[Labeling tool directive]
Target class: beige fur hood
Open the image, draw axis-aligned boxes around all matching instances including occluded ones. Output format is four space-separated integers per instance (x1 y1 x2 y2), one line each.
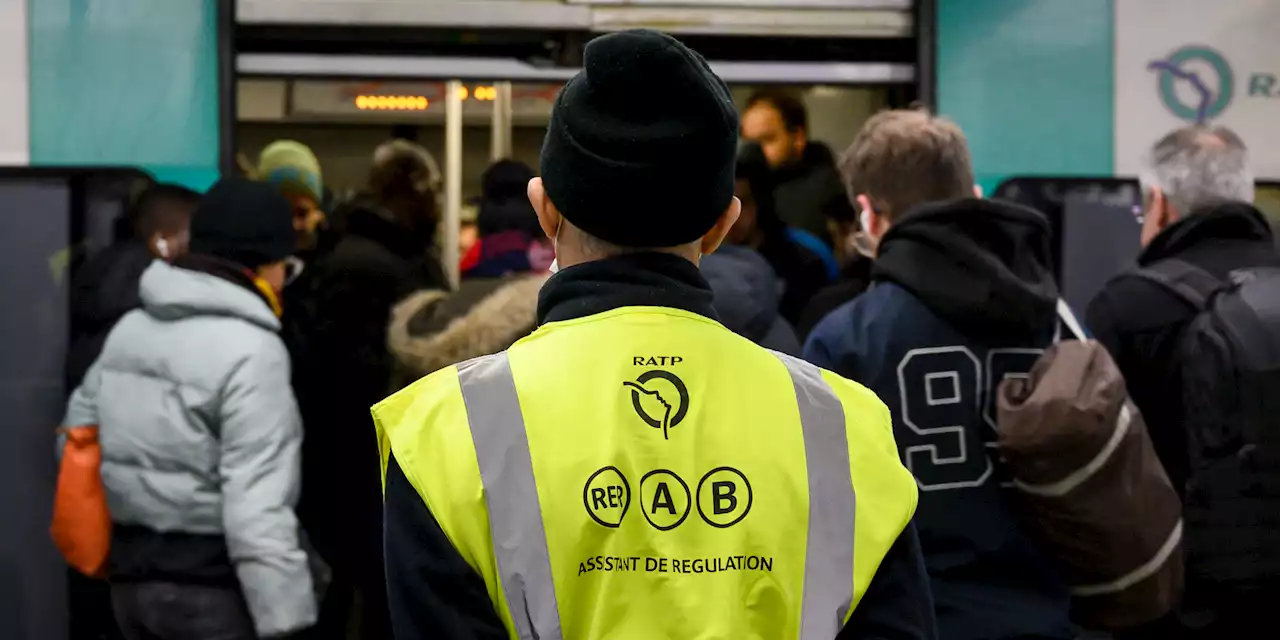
388 274 548 383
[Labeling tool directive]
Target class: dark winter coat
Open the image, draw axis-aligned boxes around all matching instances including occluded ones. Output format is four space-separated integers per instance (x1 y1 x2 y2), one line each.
285 199 446 637
1087 202 1280 639
66 240 153 390
700 244 801 355
805 198 1076 640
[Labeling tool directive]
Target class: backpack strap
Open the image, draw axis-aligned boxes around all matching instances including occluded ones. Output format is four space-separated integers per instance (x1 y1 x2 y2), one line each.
1056 299 1087 342
1131 259 1227 311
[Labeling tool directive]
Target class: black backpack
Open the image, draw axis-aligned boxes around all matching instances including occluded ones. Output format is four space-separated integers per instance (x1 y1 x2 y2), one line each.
1135 260 1280 589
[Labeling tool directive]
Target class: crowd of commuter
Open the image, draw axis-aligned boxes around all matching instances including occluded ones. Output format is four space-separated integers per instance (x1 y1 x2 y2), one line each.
52 27 1279 640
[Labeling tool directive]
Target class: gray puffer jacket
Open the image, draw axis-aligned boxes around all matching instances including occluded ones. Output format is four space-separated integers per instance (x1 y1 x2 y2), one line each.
64 260 315 638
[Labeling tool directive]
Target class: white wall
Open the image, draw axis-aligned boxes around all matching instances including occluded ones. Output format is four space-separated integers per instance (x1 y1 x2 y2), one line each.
0 0 29 165
1115 0 1280 179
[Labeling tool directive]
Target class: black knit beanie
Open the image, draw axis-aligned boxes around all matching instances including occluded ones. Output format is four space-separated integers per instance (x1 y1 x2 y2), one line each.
540 30 740 248
190 178 296 270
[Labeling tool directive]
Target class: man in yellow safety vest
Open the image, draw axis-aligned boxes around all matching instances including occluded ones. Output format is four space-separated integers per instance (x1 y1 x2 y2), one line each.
374 29 936 640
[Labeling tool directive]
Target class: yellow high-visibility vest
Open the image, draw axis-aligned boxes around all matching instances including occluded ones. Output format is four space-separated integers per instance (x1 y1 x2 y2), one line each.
375 306 918 640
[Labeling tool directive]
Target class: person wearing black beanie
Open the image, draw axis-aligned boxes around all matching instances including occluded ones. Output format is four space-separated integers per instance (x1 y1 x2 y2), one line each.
534 28 741 251
378 29 935 640
178 178 298 316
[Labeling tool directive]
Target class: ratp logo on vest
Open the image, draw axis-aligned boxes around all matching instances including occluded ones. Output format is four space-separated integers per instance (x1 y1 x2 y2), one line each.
623 364 690 440
1149 45 1279 124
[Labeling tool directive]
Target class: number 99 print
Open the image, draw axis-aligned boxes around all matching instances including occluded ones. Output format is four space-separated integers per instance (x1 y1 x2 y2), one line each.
896 346 1041 492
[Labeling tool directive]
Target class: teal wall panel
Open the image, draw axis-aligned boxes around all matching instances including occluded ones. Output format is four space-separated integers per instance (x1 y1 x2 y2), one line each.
937 0 1115 193
28 0 220 191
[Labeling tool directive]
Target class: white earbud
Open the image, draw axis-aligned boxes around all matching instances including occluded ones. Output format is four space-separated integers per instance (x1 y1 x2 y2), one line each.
859 210 873 239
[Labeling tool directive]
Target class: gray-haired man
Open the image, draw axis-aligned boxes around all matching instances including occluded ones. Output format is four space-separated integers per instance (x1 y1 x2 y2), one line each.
1087 126 1280 638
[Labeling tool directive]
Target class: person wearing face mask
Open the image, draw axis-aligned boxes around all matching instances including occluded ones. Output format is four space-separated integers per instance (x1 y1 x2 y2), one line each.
62 178 315 640
804 109 1075 640
374 30 934 640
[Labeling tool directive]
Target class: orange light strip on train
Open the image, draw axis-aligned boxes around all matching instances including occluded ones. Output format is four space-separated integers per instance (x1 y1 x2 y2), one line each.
354 87 500 110
355 95 430 111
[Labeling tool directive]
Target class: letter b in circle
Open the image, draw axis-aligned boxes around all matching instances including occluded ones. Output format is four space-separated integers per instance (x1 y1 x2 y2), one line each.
696 467 752 528
639 469 691 531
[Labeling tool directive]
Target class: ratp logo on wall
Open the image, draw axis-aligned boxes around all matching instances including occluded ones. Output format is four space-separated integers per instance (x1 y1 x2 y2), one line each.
1148 45 1279 123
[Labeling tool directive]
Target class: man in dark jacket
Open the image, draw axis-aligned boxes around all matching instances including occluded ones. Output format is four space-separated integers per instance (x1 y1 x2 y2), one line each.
289 139 448 640
66 184 199 391
741 90 854 246
1087 125 1279 639
805 109 1075 640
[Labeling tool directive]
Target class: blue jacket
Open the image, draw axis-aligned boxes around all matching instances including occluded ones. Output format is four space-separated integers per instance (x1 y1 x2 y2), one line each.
805 199 1075 640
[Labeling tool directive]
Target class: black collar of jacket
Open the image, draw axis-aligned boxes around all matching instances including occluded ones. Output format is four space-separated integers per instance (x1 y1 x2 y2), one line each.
173 253 277 312
537 252 719 325
1138 201 1274 266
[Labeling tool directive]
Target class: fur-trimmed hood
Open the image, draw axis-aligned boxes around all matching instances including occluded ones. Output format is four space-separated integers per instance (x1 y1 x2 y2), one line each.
388 274 548 382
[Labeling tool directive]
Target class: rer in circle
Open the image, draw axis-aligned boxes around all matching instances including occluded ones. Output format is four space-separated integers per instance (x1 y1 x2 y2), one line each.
696 466 753 528
583 466 631 528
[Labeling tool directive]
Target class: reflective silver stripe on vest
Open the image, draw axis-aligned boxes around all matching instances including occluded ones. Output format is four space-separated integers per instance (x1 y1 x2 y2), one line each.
457 353 563 640
775 353 858 640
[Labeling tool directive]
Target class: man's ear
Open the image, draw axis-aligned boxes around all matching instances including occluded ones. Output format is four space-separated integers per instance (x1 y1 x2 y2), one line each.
528 177 561 240
701 197 743 255
1141 186 1171 247
855 194 882 235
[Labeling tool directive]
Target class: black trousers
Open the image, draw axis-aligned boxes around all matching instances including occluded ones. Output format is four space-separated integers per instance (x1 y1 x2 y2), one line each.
111 582 256 640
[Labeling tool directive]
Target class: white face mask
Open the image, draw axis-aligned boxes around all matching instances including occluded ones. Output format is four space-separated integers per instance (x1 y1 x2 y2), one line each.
851 209 879 259
548 218 564 274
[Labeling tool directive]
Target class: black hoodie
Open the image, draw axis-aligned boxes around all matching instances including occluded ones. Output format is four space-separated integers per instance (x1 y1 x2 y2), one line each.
804 198 1075 640
872 198 1059 345
66 240 154 390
